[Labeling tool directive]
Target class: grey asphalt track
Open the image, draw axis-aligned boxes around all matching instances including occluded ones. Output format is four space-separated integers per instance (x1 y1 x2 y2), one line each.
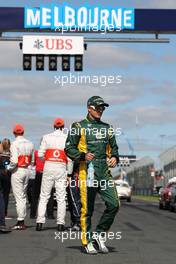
0 197 176 264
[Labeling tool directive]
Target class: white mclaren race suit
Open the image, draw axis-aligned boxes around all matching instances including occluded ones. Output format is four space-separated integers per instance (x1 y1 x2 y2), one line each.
37 129 73 225
7 136 34 221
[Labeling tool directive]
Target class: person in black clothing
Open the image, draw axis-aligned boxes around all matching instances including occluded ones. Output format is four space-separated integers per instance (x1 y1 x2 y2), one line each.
0 141 11 233
0 189 11 233
0 139 11 217
30 173 55 219
67 162 81 231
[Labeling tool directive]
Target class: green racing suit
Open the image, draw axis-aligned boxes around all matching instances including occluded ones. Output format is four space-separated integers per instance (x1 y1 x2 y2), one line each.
65 115 120 245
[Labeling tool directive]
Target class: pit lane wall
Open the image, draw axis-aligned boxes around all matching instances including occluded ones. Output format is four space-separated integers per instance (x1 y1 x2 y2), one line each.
124 157 155 195
159 145 176 185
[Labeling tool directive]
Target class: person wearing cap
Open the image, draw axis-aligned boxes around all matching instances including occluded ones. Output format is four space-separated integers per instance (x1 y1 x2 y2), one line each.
6 124 34 230
36 118 73 231
65 96 120 254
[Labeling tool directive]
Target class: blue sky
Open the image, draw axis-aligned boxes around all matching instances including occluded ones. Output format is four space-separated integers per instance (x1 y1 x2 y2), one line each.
1 0 176 8
0 0 176 164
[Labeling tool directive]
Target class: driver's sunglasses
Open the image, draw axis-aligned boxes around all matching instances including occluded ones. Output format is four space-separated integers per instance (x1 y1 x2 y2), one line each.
90 105 106 112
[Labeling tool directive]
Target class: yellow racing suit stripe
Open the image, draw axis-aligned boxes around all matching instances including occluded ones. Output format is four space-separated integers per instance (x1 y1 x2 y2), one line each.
78 128 88 245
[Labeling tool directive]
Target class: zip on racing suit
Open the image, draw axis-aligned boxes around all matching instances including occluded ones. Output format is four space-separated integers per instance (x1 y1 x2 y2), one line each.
65 115 120 246
7 136 34 221
36 129 73 225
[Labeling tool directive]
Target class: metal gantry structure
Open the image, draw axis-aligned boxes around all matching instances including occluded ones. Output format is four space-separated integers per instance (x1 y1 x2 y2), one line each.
1 7 176 71
1 7 176 43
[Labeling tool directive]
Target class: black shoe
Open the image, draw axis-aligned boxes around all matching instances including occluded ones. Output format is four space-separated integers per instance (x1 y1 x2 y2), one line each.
0 225 12 233
12 221 26 231
12 224 26 230
57 224 66 231
47 215 55 220
36 223 43 231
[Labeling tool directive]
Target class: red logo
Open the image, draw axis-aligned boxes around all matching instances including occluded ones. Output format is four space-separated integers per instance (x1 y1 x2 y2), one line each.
45 39 73 50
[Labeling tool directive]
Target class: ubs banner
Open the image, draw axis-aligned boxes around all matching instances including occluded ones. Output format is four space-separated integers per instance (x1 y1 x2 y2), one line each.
23 36 84 54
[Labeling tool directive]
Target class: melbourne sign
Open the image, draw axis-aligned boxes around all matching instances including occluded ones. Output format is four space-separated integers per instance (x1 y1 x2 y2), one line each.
1 8 176 33
24 4 135 30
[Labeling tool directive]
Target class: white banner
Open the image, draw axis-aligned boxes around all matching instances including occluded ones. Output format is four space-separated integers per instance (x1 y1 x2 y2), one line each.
23 35 84 54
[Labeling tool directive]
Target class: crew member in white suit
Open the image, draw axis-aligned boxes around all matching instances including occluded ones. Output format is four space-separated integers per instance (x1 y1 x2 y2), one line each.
36 118 73 231
7 124 34 230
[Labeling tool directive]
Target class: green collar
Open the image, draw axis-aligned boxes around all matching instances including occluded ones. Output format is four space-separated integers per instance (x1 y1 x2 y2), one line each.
86 114 101 124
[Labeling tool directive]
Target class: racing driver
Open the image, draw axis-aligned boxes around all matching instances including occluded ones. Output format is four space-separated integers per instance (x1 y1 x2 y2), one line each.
65 96 120 254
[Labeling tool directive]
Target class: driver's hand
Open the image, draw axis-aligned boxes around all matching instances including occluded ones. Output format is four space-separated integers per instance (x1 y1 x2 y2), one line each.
85 152 95 161
107 157 117 168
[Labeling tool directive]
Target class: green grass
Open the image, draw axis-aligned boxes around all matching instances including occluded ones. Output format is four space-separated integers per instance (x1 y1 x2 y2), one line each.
132 195 159 202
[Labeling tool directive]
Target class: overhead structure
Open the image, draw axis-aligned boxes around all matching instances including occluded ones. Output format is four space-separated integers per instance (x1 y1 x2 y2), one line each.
0 6 176 71
0 7 176 38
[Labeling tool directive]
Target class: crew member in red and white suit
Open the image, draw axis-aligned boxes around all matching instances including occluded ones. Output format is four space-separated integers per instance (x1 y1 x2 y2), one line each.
36 118 73 231
6 124 34 230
